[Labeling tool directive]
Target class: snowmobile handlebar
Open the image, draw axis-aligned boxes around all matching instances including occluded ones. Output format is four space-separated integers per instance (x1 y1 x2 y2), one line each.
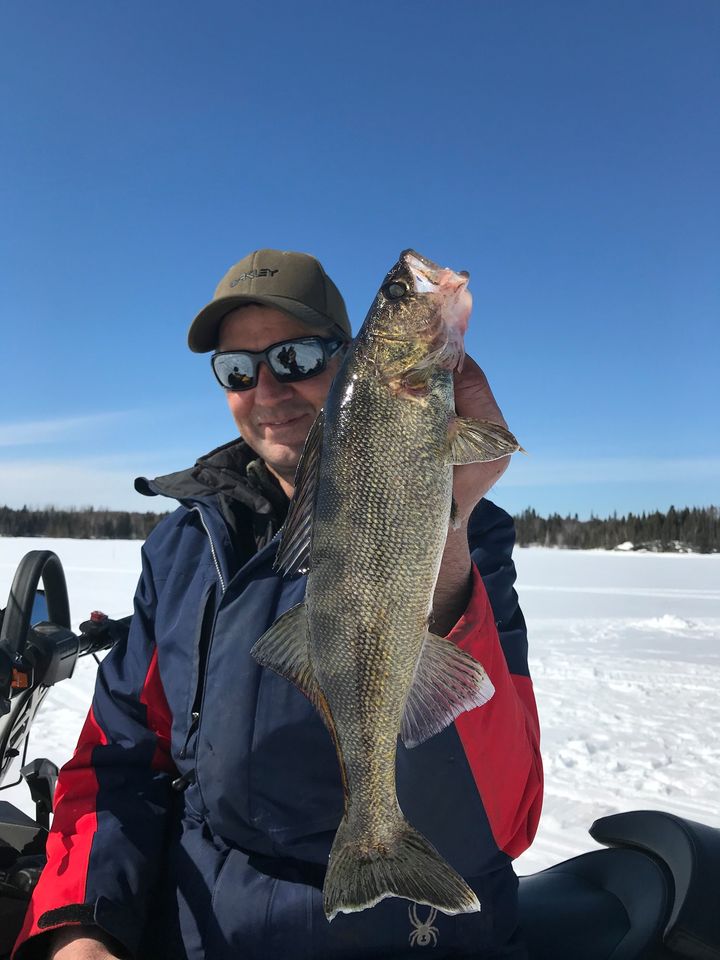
0 551 129 786
0 551 70 705
0 550 130 708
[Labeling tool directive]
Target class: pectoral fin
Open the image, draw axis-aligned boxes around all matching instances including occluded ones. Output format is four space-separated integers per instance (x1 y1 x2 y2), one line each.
400 633 495 748
447 417 522 466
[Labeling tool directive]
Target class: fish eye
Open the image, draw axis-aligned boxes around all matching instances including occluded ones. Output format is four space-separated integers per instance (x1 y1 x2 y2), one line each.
384 280 408 300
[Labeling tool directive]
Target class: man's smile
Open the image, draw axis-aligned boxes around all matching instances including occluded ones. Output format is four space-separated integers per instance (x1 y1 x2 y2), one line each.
258 413 307 429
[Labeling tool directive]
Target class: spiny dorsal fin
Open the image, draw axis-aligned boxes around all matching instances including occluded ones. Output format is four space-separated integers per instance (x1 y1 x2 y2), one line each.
275 410 324 576
400 633 495 748
447 417 521 466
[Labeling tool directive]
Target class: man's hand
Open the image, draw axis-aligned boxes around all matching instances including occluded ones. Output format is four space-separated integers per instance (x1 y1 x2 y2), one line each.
431 356 515 636
451 354 512 525
48 927 123 959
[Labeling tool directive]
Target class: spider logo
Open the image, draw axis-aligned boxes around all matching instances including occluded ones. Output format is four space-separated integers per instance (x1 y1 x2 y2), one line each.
408 903 439 947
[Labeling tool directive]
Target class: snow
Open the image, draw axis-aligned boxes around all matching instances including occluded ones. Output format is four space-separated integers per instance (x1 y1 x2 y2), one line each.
512 546 720 873
1 537 719 877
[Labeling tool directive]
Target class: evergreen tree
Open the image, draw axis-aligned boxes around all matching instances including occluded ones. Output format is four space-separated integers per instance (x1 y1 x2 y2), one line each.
509 506 719 553
0 507 168 540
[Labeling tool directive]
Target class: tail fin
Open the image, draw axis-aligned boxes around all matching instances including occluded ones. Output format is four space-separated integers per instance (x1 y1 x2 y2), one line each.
323 815 480 921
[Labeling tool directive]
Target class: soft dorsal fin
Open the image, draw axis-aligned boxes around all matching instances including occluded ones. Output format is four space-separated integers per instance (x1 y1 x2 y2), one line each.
275 410 324 576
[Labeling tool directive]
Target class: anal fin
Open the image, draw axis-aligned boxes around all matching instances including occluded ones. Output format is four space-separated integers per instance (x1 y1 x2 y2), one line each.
401 633 495 748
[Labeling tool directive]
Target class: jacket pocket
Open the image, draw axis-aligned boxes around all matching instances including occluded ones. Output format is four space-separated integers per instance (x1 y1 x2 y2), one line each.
248 666 344 845
204 846 313 960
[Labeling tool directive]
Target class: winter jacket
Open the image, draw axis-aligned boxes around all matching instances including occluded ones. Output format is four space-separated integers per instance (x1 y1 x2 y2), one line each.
14 440 542 960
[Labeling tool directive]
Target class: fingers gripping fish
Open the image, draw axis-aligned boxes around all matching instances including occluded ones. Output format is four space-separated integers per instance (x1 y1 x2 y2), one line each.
251 249 521 921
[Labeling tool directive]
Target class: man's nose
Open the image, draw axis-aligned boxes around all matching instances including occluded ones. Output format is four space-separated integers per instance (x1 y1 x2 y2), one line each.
254 361 295 401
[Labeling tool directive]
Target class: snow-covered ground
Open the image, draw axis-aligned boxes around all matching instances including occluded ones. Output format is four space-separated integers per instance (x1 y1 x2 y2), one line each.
1 537 719 876
513 546 720 873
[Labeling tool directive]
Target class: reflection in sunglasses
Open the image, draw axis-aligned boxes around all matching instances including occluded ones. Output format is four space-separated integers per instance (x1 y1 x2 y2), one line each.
276 345 302 376
227 371 253 388
212 337 346 392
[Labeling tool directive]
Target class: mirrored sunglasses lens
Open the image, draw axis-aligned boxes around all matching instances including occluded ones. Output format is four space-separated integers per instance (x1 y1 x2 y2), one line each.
214 354 255 390
268 341 325 380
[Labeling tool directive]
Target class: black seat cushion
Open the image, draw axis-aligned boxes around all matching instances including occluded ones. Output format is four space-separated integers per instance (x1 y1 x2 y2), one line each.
518 847 671 960
591 811 720 959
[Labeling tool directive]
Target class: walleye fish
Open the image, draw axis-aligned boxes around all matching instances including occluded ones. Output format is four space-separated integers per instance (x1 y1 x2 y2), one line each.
252 250 521 921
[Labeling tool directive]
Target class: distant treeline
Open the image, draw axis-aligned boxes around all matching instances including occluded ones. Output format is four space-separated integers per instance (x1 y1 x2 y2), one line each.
514 506 720 553
1 504 719 553
0 506 169 540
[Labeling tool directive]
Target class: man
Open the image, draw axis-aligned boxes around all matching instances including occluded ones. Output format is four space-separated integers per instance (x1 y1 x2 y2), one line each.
14 250 542 960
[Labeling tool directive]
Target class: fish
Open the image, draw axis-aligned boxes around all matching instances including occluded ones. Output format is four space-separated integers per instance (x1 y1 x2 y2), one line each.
251 249 521 921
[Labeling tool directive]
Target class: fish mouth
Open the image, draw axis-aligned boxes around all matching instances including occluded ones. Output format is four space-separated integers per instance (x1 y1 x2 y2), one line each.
399 250 471 372
401 250 470 297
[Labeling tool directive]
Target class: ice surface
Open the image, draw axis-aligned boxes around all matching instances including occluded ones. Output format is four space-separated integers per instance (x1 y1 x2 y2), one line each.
0 538 718 877
513 546 720 873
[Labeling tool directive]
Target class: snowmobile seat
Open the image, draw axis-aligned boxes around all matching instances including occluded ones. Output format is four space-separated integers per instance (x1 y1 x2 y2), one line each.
591 810 720 959
0 801 47 957
518 846 671 960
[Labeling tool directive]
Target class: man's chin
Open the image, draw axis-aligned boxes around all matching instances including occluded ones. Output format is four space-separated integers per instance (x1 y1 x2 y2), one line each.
260 443 303 480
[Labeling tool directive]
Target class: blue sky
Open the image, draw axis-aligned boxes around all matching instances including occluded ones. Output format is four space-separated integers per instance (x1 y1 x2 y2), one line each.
2 0 718 518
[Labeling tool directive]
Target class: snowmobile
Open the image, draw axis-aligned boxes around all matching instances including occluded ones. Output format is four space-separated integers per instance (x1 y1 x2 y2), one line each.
0 550 718 960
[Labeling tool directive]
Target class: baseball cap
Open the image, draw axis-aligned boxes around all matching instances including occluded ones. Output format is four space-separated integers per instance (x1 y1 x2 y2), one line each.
188 249 351 353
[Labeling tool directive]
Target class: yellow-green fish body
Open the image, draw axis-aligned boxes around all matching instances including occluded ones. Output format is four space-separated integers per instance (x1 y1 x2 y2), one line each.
252 250 521 920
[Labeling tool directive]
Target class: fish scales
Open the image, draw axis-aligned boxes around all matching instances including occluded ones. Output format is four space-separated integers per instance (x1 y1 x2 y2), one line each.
252 249 521 920
310 364 454 820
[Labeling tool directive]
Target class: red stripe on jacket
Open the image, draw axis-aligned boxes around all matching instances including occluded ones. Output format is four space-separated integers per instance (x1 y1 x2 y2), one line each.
139 648 175 774
451 566 543 859
14 706 108 947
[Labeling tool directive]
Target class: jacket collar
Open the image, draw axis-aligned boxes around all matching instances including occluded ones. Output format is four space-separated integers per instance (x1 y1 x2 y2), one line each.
135 437 289 535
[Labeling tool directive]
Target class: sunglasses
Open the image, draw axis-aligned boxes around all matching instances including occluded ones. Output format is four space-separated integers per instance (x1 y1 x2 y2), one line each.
211 336 346 392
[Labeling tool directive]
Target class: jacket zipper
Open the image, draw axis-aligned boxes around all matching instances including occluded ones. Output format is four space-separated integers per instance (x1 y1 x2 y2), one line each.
192 506 226 593
179 710 201 761
175 509 226 776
